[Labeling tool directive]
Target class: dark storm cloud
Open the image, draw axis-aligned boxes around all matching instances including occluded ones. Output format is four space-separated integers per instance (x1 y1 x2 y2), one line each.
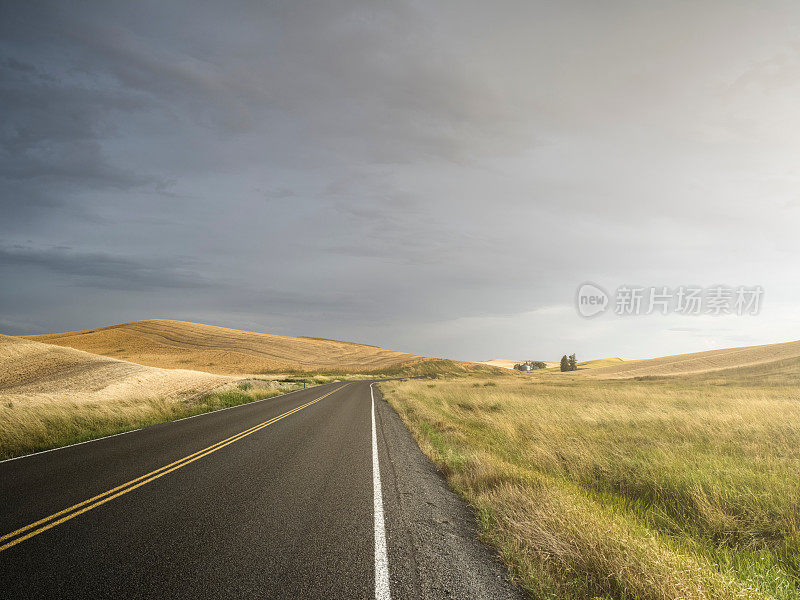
2 1 799 359
0 243 211 290
0 42 165 228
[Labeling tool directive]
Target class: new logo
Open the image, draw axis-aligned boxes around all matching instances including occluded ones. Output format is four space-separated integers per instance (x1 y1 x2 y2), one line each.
576 282 609 318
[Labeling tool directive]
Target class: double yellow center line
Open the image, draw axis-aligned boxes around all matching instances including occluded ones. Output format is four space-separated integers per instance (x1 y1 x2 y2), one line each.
0 384 346 553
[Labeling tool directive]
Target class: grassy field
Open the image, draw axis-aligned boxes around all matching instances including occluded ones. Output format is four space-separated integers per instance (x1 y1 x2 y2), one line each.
0 379 308 460
380 369 800 599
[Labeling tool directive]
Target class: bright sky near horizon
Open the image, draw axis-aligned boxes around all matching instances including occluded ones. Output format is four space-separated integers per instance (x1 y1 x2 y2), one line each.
2 1 800 361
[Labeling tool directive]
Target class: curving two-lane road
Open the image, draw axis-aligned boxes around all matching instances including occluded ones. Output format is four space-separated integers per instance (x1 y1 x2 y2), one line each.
0 381 525 599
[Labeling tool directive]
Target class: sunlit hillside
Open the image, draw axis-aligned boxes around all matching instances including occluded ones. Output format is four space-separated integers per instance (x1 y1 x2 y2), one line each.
24 319 500 376
580 339 800 378
0 334 230 404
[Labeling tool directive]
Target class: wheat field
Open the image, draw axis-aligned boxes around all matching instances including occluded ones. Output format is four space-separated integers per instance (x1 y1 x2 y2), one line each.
25 319 443 375
580 339 800 378
1 334 232 404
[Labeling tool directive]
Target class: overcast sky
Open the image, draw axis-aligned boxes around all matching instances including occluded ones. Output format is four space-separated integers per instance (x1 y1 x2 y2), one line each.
2 1 800 362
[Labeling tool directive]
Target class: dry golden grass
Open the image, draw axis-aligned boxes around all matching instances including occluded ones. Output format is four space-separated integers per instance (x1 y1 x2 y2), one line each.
381 361 800 599
581 340 800 378
24 319 481 375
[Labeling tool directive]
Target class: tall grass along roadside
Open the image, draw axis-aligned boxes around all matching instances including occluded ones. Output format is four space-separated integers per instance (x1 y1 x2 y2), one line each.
0 380 306 461
380 375 800 600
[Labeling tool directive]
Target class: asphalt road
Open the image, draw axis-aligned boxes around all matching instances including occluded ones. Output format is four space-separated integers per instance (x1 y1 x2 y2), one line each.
0 381 526 599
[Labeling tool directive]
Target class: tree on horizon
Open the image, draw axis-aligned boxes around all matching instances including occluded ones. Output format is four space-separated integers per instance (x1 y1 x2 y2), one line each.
568 353 577 371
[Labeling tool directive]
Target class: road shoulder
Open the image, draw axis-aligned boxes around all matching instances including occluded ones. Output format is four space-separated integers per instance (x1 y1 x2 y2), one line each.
373 383 527 600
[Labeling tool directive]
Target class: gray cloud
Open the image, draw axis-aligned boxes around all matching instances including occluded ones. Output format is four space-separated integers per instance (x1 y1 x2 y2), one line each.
0 244 210 291
0 45 165 229
1 1 799 359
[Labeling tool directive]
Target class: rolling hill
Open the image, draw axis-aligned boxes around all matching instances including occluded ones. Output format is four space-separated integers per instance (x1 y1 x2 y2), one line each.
575 357 629 370
24 319 499 376
581 339 800 378
0 334 231 406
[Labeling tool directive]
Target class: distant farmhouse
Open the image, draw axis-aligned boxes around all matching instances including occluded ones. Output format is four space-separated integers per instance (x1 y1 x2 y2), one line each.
513 361 547 371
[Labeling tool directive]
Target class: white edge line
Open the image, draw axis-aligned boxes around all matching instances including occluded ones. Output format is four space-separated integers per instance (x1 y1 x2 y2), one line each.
371 382 392 600
0 383 329 465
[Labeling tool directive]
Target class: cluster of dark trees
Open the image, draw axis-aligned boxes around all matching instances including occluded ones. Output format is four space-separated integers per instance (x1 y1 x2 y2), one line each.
513 361 547 371
560 354 578 371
